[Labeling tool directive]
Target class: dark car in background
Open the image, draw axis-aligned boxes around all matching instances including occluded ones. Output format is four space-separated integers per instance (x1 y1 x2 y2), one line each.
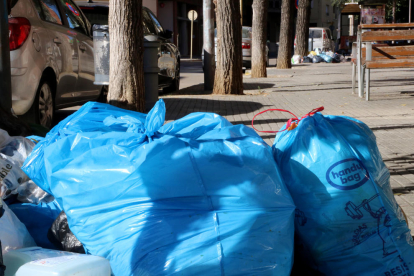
76 1 181 93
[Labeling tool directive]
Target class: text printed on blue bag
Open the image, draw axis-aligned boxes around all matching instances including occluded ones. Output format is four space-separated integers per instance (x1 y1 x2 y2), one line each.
326 158 370 190
384 258 411 276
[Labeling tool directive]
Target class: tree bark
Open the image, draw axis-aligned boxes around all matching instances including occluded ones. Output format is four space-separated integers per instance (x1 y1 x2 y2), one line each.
213 0 244 95
108 0 145 112
251 0 269 78
295 0 311 56
277 0 294 69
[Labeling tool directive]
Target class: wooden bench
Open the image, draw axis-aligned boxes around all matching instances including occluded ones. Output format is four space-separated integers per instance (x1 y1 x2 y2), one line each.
353 23 414 100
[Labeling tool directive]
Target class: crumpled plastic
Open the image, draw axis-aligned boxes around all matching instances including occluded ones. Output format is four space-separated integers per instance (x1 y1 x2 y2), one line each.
9 201 62 249
0 199 36 255
47 211 85 254
0 129 52 204
273 112 414 275
23 100 296 276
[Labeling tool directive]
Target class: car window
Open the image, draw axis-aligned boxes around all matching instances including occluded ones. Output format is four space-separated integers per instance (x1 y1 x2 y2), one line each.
142 10 157 35
147 9 164 35
80 6 109 25
37 0 63 25
309 29 322 39
57 0 88 35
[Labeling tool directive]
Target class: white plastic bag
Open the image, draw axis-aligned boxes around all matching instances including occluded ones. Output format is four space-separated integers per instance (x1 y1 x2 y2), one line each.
0 154 28 199
0 129 53 203
0 129 35 167
0 200 36 255
291 55 301 64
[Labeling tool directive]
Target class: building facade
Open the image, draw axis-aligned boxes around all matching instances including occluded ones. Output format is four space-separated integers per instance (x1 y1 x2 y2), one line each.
310 0 336 28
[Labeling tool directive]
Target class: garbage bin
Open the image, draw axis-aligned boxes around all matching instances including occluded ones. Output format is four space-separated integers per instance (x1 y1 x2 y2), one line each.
92 27 160 111
143 36 160 111
93 25 110 85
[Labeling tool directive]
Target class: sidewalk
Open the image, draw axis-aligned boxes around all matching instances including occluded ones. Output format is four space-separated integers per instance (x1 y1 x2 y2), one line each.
163 61 414 230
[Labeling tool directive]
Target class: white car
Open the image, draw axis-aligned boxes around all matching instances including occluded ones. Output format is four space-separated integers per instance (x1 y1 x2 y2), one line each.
10 0 103 128
202 26 270 69
308 27 335 52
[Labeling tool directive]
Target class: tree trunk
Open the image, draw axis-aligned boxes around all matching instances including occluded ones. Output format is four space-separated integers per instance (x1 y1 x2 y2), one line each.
108 0 145 112
277 0 294 69
251 0 269 78
295 0 311 56
213 0 243 95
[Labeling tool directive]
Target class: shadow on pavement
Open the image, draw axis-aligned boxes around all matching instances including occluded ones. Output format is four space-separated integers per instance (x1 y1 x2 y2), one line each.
163 98 265 121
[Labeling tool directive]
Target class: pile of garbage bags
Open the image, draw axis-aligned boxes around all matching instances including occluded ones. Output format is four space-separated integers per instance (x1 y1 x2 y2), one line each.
1 99 414 276
292 50 345 64
20 100 296 275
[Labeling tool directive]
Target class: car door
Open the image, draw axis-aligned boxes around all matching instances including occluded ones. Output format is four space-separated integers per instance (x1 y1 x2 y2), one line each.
56 0 100 102
36 0 79 107
144 9 176 87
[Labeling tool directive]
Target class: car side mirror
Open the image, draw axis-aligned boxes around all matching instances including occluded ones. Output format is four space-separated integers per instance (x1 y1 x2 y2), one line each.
163 29 173 40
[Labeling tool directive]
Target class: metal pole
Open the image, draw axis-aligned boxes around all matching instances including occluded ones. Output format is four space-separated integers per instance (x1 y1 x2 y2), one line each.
0 0 12 112
190 11 194 60
203 0 215 90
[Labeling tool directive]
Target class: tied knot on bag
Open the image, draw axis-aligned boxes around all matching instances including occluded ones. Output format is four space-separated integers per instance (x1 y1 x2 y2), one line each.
103 100 166 141
251 106 324 133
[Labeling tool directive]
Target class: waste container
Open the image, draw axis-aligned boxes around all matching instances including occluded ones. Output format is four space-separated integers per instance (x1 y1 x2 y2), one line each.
93 25 110 85
143 36 160 111
92 27 160 111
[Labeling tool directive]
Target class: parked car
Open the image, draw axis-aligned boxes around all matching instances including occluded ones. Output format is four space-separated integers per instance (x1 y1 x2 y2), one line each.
294 27 335 52
202 26 271 69
308 27 335 52
9 0 103 128
76 1 181 93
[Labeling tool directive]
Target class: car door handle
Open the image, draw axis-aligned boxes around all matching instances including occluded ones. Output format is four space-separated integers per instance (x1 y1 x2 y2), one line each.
53 38 62 45
79 44 87 52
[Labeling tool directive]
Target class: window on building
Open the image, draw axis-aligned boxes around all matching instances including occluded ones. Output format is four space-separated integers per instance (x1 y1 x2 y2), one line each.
326 5 329 16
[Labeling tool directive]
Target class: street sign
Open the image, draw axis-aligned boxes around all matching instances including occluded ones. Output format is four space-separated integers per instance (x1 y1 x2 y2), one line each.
188 10 198 60
188 10 198 21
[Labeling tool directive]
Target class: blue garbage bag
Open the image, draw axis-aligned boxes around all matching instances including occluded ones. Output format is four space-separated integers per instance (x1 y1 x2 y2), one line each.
23 100 296 276
273 111 414 275
318 53 333 63
9 200 62 249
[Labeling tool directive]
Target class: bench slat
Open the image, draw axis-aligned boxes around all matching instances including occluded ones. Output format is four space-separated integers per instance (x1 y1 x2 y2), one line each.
362 30 414 42
362 45 414 58
366 59 414 69
361 23 414 29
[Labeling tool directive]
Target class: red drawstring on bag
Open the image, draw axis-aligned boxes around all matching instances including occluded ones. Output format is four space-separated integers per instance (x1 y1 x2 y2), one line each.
251 106 325 133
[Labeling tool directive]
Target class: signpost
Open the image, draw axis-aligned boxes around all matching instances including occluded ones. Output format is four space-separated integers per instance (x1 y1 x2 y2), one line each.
188 10 198 60
0 0 11 112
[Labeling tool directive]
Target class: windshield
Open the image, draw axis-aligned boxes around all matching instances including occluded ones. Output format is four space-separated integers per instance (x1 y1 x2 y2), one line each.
309 29 322 39
80 6 109 25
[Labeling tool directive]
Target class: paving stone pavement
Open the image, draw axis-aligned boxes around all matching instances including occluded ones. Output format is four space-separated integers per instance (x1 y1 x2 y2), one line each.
163 61 414 231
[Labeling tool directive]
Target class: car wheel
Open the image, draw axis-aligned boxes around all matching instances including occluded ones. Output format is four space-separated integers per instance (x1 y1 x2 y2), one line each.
163 63 180 93
32 80 54 129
